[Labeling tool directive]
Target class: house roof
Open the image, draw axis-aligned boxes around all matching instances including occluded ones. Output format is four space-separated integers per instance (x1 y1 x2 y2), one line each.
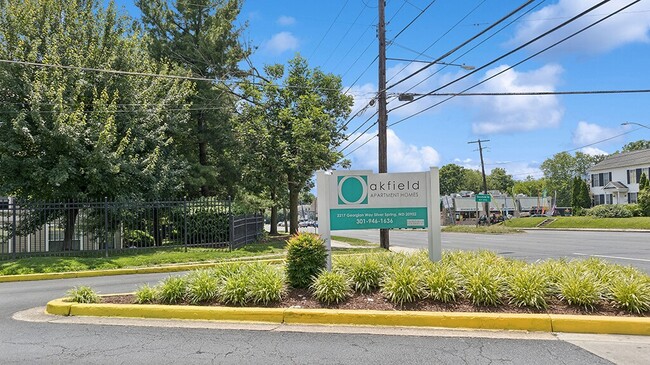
589 149 650 172
603 181 628 191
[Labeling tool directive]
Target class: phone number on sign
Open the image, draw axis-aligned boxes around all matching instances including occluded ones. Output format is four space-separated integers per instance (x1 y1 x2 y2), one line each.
355 218 394 225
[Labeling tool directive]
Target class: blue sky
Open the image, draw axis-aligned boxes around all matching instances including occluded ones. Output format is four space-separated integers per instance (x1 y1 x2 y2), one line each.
114 1 650 180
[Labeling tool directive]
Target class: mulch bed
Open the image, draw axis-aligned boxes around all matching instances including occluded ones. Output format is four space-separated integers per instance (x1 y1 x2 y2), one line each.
100 289 646 317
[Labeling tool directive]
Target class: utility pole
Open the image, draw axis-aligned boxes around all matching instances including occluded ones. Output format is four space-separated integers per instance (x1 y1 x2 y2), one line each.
468 139 490 221
378 0 389 249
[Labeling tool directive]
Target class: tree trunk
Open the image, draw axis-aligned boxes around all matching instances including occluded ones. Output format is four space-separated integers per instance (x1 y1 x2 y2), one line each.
198 113 210 197
289 183 300 235
269 190 278 235
63 207 79 251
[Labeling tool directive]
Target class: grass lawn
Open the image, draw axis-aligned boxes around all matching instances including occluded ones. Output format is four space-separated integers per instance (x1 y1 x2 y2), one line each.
503 216 650 229
441 225 523 234
331 235 377 246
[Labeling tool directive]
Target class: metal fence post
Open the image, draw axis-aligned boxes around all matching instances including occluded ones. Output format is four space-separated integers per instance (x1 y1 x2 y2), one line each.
228 196 234 251
104 197 109 258
11 201 16 259
183 196 188 253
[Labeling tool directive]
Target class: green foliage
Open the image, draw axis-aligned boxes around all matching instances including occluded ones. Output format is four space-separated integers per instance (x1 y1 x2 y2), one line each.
609 277 650 314
424 264 462 303
186 269 219 304
285 233 327 288
571 177 591 212
585 205 633 218
639 185 650 217
488 167 515 193
247 264 286 305
66 286 99 304
381 265 425 305
135 284 158 304
507 267 550 309
462 265 503 306
557 270 603 311
439 164 466 195
622 140 650 152
218 274 251 306
540 152 603 207
345 256 385 294
123 230 155 248
639 173 649 191
310 270 351 304
157 276 187 304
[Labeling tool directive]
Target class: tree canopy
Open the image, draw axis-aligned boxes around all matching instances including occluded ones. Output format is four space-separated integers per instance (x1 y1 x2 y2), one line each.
622 140 650 152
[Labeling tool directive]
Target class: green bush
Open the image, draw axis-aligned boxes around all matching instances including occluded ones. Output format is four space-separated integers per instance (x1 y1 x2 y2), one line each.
463 265 503 306
609 277 650 314
218 274 251 305
346 256 385 294
123 229 154 247
157 276 187 304
311 270 351 304
135 284 158 304
381 265 425 305
507 266 550 309
623 203 643 217
285 233 327 289
247 264 286 305
186 269 219 304
557 270 603 311
66 286 99 303
424 264 461 303
585 204 633 218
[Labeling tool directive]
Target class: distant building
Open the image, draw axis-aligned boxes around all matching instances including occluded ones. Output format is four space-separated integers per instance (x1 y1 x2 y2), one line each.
442 191 552 220
588 149 650 205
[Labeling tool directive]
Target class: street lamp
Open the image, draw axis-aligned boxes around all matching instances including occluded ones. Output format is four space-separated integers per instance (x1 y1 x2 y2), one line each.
622 122 650 129
386 57 476 70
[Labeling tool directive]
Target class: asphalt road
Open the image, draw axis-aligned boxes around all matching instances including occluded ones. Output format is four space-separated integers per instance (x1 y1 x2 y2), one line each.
0 270 638 364
329 229 650 273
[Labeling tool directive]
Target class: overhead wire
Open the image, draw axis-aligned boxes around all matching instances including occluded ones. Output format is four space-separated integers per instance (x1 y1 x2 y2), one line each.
308 0 351 59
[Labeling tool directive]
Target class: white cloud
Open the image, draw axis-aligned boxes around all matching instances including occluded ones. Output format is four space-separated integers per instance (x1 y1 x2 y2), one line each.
470 64 565 134
345 83 376 118
581 146 609 156
344 129 440 172
572 121 619 145
277 16 296 26
509 0 650 55
262 32 299 55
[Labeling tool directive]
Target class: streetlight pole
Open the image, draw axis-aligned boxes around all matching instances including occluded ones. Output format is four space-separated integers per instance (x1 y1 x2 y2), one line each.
378 0 389 249
468 139 490 221
622 122 650 129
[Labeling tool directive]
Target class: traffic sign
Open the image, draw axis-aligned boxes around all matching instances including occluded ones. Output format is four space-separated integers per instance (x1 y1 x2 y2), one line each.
475 193 492 203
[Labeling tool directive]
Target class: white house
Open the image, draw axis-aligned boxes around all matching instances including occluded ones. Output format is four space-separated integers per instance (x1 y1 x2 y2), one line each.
588 149 650 206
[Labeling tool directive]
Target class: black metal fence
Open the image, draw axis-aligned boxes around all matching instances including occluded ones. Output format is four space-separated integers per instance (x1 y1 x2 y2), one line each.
0 198 264 259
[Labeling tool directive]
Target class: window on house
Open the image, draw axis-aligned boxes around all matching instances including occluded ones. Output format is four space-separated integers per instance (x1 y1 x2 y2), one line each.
629 193 638 204
591 172 611 187
627 168 650 184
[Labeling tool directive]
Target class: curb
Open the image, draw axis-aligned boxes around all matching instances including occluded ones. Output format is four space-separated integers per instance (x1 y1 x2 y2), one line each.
45 298 650 336
1 258 285 283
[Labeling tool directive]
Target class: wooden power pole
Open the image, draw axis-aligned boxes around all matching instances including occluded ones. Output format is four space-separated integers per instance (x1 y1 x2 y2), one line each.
378 0 389 249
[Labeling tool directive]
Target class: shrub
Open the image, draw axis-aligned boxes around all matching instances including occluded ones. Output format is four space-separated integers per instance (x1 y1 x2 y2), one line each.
609 277 650 314
463 265 503 306
311 270 351 304
248 264 286 305
347 256 385 294
585 204 632 218
381 265 425 305
507 266 550 309
424 264 461 303
135 284 157 304
66 286 99 304
623 203 643 217
186 269 219 304
557 270 603 311
218 274 251 305
285 233 327 289
157 276 187 304
123 229 154 247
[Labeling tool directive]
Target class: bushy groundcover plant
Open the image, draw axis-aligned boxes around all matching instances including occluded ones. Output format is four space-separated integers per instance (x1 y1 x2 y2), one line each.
66 286 99 304
311 270 351 304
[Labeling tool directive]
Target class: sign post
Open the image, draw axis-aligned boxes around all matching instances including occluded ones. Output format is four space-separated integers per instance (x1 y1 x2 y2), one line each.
317 168 441 266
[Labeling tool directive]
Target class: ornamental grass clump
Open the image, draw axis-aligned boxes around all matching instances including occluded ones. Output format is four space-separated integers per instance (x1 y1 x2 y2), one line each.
423 264 462 303
507 266 550 309
247 264 286 305
347 256 385 294
557 269 603 311
463 265 503 306
186 269 219 304
66 286 99 304
218 274 251 306
609 276 650 314
311 270 351 304
134 284 157 304
286 233 327 289
157 276 187 304
381 265 425 305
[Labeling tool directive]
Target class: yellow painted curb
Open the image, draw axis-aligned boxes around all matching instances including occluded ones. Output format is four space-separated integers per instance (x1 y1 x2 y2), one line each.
68 303 286 323
45 298 72 316
550 314 650 335
0 258 284 283
284 308 552 332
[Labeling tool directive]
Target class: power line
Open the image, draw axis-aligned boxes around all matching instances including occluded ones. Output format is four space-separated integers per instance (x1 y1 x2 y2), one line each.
389 0 628 127
389 0 438 42
308 0 351 59
393 89 650 97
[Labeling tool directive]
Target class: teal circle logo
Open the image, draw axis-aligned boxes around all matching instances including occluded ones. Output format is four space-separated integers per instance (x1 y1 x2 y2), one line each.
338 175 368 205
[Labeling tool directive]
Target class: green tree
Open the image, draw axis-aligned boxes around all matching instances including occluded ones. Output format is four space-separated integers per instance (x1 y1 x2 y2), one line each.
239 55 353 234
622 140 650 152
512 177 546 197
137 0 249 198
638 173 650 216
463 169 484 193
571 177 591 214
439 164 466 195
0 0 193 247
540 152 601 207
640 172 649 191
487 168 515 193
